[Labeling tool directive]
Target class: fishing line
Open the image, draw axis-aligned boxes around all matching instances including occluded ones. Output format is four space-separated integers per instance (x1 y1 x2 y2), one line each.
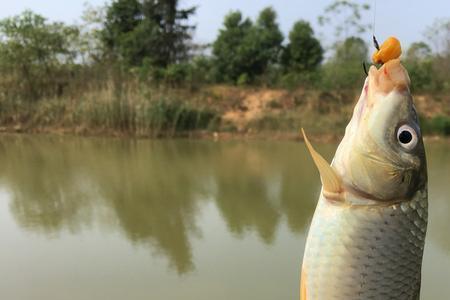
372 0 379 50
372 0 377 38
364 0 378 75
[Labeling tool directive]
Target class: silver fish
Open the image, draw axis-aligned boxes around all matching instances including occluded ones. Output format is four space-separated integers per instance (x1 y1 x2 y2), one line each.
301 59 427 300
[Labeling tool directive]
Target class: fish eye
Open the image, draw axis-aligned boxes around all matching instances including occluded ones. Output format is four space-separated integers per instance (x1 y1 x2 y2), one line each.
396 125 418 150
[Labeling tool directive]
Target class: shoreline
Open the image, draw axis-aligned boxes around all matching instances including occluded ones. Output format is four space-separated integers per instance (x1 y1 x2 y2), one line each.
0 86 448 142
0 126 448 144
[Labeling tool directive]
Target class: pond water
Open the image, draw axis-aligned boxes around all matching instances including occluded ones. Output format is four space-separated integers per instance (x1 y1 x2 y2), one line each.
0 135 448 300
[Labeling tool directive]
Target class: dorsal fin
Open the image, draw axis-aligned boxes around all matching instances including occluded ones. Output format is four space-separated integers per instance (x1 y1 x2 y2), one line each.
301 129 343 198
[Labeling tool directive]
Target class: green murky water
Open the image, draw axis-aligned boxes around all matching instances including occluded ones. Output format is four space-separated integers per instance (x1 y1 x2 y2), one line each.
0 135 448 300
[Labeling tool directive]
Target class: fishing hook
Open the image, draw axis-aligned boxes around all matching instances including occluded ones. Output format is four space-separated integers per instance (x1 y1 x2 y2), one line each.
363 61 368 76
373 35 380 51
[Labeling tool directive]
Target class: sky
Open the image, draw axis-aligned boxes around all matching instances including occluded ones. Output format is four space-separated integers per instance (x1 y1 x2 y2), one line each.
0 0 449 50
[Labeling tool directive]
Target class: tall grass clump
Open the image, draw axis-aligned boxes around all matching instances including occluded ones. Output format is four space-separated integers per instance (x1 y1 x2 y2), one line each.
70 81 220 137
0 76 219 137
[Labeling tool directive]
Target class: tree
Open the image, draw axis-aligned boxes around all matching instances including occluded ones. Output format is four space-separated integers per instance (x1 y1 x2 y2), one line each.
423 18 450 91
212 7 283 83
0 10 79 101
212 11 252 83
404 42 433 91
102 0 196 68
318 0 371 42
321 37 368 89
253 7 284 71
78 3 108 64
424 18 450 55
405 42 432 61
333 36 368 62
282 20 323 72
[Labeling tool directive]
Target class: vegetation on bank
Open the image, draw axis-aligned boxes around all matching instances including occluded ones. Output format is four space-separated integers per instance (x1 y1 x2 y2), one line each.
1 83 448 139
421 116 450 136
0 0 449 137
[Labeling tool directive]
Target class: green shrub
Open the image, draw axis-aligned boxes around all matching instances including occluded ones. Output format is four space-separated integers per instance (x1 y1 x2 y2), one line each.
319 61 366 91
404 61 433 92
237 73 250 86
421 115 450 135
145 99 217 132
163 63 191 87
278 71 320 90
0 11 79 102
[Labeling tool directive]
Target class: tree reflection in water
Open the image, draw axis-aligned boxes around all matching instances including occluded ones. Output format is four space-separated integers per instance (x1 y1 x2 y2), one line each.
0 136 337 274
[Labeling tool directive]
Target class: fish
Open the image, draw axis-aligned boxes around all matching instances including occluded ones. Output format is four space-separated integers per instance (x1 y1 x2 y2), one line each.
300 59 428 300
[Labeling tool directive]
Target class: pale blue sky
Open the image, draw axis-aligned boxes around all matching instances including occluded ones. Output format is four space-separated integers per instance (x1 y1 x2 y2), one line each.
1 1 449 50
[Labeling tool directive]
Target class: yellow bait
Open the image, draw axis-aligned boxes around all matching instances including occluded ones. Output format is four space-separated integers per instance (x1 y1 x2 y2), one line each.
372 36 402 64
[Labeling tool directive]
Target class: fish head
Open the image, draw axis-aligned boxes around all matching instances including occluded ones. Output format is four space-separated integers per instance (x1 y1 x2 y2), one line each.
333 59 427 201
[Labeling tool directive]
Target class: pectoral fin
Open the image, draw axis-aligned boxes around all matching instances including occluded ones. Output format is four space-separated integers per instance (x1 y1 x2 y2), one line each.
301 129 342 197
300 266 307 300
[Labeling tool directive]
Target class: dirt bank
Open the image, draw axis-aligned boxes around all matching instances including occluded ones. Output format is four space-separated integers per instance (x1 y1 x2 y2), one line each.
0 85 449 140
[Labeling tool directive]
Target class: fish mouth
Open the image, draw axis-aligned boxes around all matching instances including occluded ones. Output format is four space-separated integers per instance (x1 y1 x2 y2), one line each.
368 59 410 96
354 60 411 127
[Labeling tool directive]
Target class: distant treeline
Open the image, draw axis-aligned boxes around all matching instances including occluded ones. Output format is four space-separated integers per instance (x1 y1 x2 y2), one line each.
0 0 448 136
0 1 450 98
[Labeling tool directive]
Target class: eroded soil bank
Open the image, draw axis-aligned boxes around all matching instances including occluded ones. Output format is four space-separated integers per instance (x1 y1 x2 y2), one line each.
0 85 448 140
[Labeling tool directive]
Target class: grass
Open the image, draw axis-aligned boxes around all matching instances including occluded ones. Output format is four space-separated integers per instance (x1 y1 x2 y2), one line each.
0 82 220 137
0 81 449 139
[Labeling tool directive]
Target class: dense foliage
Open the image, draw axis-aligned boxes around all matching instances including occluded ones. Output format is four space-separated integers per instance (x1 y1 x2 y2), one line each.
282 21 323 72
212 7 284 84
102 0 196 68
0 11 79 101
0 0 449 104
321 37 369 89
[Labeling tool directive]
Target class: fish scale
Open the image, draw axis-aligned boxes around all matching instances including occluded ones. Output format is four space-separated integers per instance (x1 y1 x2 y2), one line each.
303 189 427 300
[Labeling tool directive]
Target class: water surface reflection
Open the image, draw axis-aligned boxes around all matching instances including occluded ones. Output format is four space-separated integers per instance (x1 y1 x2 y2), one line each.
0 136 448 299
